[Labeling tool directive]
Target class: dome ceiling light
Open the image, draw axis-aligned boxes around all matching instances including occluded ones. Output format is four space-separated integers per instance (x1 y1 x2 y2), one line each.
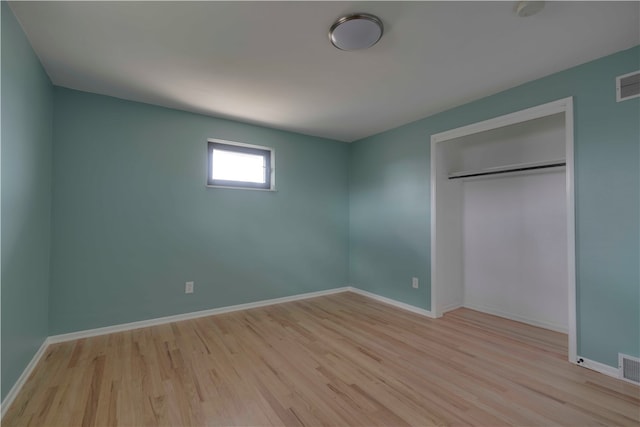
329 14 383 51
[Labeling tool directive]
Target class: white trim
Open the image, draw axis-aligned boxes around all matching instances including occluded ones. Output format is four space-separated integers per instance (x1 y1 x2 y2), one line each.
205 184 277 192
440 302 463 314
3 285 431 418
463 302 568 333
348 287 436 318
577 356 619 379
429 132 439 317
431 98 571 143
3 287 352 417
430 97 577 362
48 287 350 343
616 70 640 102
1 339 50 418
5 285 625 421
207 137 273 152
565 99 577 363
206 137 276 191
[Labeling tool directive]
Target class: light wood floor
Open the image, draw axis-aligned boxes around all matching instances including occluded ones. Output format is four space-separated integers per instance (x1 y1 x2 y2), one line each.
3 292 639 426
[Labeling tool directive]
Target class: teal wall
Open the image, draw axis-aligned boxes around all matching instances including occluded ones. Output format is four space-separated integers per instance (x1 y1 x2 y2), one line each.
1 0 637 400
49 88 349 334
1 2 53 400
349 46 640 367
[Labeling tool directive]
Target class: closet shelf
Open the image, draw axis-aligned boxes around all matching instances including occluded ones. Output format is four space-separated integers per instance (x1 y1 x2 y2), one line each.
448 159 566 180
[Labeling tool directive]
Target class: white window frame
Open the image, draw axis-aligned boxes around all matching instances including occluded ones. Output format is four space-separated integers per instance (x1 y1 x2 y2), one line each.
206 138 275 191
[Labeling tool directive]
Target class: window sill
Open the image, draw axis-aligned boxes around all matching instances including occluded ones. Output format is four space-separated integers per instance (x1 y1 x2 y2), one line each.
205 184 277 192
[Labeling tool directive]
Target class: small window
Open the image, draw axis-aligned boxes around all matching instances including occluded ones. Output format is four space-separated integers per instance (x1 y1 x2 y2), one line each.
207 139 274 190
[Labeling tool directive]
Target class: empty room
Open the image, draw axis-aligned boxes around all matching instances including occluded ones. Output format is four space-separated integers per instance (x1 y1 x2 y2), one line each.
2 1 639 426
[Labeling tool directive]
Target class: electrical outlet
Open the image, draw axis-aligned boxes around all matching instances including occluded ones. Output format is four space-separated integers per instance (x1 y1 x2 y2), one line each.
185 281 194 294
412 277 419 289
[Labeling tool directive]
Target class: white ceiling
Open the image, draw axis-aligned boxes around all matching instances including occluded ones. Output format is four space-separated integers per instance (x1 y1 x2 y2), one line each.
9 1 640 142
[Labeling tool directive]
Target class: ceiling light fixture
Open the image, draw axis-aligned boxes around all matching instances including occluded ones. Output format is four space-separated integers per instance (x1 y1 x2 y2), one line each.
329 14 383 51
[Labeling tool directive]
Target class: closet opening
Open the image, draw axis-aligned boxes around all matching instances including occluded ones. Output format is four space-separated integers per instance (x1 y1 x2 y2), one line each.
430 97 576 363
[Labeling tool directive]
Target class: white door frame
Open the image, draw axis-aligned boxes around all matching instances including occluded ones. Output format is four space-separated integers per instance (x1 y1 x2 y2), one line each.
429 97 577 363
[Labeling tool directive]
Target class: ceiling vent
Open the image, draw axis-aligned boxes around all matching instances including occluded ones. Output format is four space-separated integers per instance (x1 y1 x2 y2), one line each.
619 353 640 385
616 71 640 102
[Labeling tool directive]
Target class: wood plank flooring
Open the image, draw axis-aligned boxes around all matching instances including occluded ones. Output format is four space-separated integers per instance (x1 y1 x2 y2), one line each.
3 292 639 426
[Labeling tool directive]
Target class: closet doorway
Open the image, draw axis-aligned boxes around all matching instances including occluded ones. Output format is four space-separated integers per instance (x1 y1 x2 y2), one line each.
430 98 576 363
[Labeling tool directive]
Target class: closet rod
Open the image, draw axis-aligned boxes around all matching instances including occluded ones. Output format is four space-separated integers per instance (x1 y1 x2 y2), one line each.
448 162 566 180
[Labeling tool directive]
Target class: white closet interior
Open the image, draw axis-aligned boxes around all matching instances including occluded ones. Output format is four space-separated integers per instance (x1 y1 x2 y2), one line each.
431 102 574 339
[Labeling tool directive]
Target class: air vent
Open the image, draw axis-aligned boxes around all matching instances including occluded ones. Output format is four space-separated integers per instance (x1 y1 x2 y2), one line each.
616 71 640 102
619 353 640 385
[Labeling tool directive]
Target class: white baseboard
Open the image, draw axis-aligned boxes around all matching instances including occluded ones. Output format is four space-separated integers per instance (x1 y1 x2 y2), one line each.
48 287 351 344
576 356 619 379
1 338 50 418
352 291 624 385
348 287 436 318
463 302 568 333
440 302 463 314
1 287 629 420
2 287 352 420
47 286 433 346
